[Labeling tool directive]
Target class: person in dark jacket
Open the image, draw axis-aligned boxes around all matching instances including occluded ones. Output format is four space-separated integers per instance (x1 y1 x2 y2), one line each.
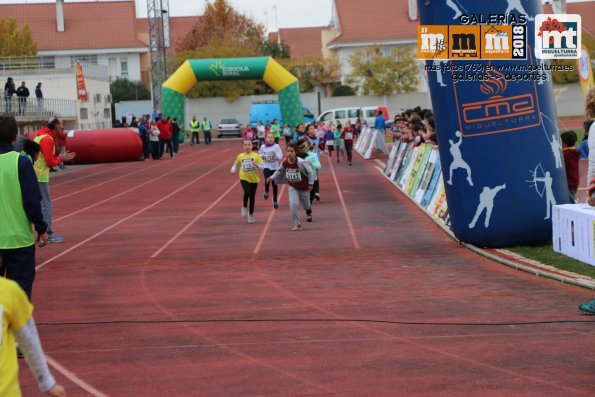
16 82 30 116
4 77 16 113
0 113 48 300
35 82 43 112
171 117 180 154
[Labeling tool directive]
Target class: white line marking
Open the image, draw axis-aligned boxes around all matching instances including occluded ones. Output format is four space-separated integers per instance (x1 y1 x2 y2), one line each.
327 157 360 249
53 161 163 202
53 149 225 223
151 181 239 258
46 355 109 397
36 160 229 271
253 185 286 254
51 164 129 188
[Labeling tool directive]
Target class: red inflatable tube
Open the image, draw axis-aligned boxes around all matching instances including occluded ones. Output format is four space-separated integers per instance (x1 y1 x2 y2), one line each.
54 128 142 164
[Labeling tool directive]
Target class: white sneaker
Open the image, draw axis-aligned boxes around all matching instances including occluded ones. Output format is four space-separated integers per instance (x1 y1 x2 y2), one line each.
247 214 254 224
291 223 302 231
241 207 247 217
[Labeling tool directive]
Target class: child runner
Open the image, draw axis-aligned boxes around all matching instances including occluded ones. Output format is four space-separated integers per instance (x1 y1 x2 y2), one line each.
341 120 355 166
282 123 293 146
334 122 345 163
230 140 263 224
270 119 281 144
298 137 321 203
259 133 283 209
324 127 335 160
267 143 315 230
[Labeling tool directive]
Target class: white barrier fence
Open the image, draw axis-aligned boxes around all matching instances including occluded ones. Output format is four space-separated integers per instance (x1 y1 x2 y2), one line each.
367 138 451 228
354 127 390 159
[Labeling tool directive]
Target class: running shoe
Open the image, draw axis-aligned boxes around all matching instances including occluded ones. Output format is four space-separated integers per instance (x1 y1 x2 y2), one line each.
264 192 269 200
241 207 247 217
48 234 64 243
315 193 320 201
248 214 254 224
578 300 595 314
273 201 278 209
292 224 302 231
306 214 313 222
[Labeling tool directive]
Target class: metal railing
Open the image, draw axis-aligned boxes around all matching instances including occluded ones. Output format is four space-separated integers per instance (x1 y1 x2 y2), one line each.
1 97 77 119
0 56 108 80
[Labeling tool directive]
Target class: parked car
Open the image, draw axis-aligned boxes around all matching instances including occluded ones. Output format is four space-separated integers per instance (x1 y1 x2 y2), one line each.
249 101 315 129
217 118 242 137
316 106 390 128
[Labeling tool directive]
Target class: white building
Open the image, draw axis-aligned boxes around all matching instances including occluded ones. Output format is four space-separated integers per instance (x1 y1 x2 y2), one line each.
1 0 147 83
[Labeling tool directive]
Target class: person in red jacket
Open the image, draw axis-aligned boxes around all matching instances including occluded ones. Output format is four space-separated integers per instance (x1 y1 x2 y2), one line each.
156 116 173 159
561 131 580 203
33 117 76 243
341 120 355 166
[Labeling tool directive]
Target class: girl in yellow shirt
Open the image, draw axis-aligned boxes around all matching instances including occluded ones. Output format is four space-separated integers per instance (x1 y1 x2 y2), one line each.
230 140 263 224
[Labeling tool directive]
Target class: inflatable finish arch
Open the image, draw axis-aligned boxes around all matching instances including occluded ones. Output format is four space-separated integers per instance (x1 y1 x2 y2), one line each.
162 57 304 131
418 0 570 248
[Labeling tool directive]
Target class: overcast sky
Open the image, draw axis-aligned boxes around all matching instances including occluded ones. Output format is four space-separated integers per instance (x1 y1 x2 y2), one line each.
0 0 591 31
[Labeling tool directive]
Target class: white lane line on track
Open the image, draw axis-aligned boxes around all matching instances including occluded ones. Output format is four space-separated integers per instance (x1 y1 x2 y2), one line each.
46 355 109 397
51 163 129 188
36 159 230 271
151 180 239 258
53 149 225 223
327 156 360 249
253 185 286 255
53 150 206 202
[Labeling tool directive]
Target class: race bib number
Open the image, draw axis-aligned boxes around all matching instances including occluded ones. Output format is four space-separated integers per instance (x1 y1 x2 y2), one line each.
241 158 256 172
286 168 302 182
345 133 353 140
263 152 276 163
326 140 334 147
247 132 254 140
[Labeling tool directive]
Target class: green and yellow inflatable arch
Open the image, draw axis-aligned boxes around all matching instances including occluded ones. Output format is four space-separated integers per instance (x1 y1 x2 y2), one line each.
162 57 304 131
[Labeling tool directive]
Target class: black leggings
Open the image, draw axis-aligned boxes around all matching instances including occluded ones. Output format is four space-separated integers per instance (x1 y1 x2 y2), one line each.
241 180 258 215
263 168 278 202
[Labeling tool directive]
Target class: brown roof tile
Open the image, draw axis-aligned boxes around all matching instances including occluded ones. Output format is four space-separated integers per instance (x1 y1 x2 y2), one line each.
330 0 417 46
0 0 146 51
269 27 326 58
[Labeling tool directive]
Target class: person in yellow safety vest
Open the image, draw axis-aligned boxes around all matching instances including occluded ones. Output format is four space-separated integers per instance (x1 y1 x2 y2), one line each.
201 117 212 145
0 113 48 300
189 116 200 146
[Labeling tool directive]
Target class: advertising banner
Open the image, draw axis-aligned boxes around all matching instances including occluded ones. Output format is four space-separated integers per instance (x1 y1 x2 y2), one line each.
418 0 572 247
75 60 88 100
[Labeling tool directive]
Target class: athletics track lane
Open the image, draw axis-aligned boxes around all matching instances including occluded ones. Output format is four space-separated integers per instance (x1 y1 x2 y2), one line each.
19 140 595 396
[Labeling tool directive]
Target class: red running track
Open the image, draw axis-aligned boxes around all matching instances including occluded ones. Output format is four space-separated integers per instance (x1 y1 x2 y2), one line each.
19 140 595 396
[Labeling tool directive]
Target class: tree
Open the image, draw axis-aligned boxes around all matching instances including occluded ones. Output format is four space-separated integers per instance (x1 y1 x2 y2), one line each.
0 17 37 57
174 46 262 102
178 0 265 54
345 46 419 96
279 57 341 95
332 85 356 97
110 78 151 102
262 40 290 59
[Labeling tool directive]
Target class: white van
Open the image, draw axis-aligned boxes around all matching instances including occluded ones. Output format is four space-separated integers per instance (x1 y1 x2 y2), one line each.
316 106 389 127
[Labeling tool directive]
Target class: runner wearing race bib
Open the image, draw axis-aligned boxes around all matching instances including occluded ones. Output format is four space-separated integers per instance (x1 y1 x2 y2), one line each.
341 120 356 166
231 140 263 224
267 143 315 231
259 133 283 209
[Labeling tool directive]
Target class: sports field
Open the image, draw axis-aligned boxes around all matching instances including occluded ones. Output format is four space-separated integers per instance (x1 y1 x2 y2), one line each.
20 140 595 396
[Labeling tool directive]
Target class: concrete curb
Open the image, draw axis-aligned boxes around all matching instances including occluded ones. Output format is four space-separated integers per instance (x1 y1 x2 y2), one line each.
373 161 595 291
